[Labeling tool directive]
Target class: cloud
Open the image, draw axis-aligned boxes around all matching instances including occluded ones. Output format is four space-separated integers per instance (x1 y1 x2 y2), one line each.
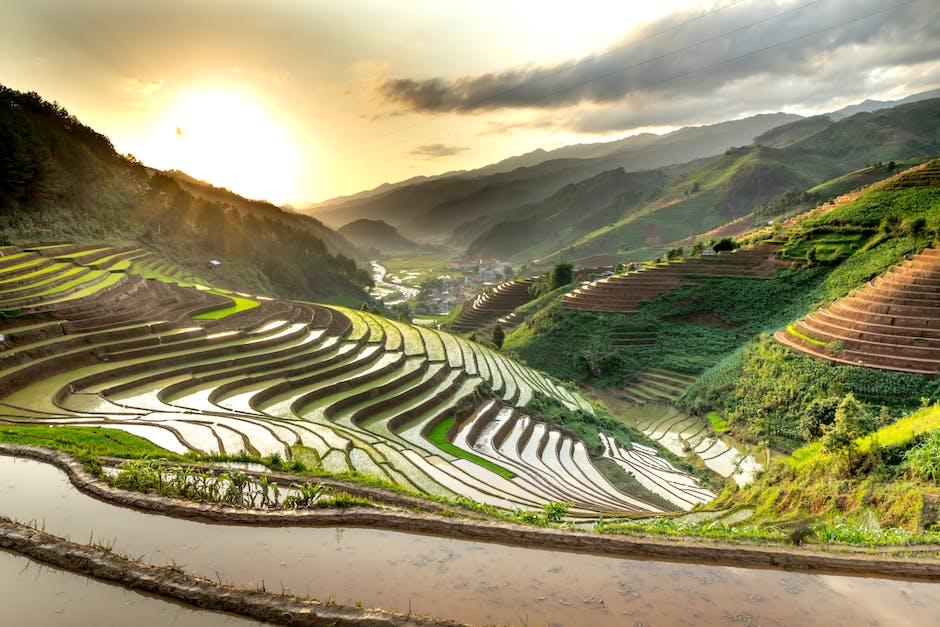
123 77 163 96
378 0 940 115
408 143 469 158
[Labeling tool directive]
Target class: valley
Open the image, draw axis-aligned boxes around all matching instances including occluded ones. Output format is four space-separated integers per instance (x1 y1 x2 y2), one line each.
3 77 940 626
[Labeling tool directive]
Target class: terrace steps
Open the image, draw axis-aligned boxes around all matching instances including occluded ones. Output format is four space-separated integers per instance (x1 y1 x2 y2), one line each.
776 243 940 373
0 242 696 514
449 278 535 333
452 404 660 513
563 243 783 312
619 368 695 405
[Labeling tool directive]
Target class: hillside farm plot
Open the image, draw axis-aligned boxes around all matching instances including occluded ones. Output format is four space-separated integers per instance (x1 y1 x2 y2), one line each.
0 243 713 515
776 243 940 374
615 403 761 486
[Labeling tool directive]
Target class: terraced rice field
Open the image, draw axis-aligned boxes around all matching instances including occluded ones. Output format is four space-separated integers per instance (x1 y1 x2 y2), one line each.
0 244 710 515
776 243 940 373
449 278 535 332
563 242 786 312
613 403 762 487
619 368 696 405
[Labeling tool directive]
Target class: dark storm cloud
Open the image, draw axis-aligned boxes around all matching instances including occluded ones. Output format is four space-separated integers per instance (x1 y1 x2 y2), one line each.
408 143 469 158
379 0 940 115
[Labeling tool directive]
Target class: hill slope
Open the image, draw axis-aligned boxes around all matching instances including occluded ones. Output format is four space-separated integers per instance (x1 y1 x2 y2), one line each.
337 218 419 253
527 99 940 264
503 160 940 435
307 114 802 242
0 85 371 305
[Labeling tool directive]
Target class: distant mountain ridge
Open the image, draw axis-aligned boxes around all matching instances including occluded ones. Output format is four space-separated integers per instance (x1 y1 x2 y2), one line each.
470 98 940 264
306 89 940 249
829 87 940 119
306 113 803 242
337 218 419 253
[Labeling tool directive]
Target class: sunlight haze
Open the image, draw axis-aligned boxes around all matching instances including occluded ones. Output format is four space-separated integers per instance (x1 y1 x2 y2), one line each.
2 0 938 204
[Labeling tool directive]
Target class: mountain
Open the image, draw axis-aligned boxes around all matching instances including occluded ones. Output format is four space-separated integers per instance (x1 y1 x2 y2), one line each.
165 170 361 259
753 115 832 148
0 84 372 305
465 166 682 261
515 98 940 264
305 113 802 242
337 218 419 253
828 87 940 119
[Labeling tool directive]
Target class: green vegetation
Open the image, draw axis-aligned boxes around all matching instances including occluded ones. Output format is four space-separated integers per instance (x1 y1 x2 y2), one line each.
684 335 940 449
707 412 729 434
601 512 940 547
715 405 940 532
426 418 515 479
108 459 368 510
505 264 831 385
0 424 182 461
528 262 574 299
491 324 505 349
510 169 940 450
192 295 260 320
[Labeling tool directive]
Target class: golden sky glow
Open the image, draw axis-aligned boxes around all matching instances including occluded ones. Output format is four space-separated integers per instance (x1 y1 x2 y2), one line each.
133 90 302 203
2 1 938 205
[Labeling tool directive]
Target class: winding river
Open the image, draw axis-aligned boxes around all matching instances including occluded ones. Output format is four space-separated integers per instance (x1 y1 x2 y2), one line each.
369 261 420 307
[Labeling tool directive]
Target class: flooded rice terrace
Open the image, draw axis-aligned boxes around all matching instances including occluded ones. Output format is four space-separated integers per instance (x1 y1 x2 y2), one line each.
0 549 254 626
3 455 940 626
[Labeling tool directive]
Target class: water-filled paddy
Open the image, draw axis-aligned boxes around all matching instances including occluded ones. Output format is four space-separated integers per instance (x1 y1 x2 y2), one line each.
2 455 939 626
0 549 255 626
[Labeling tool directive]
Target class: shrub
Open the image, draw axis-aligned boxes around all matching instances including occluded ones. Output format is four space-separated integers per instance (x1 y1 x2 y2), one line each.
492 324 505 350
822 393 877 473
711 237 738 252
905 430 940 482
799 397 841 440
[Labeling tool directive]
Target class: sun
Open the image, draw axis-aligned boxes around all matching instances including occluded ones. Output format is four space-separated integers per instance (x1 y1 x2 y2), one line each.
140 90 301 205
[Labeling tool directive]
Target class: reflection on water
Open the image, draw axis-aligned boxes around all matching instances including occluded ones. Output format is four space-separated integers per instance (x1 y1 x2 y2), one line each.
0 550 255 626
2 455 939 626
370 261 419 306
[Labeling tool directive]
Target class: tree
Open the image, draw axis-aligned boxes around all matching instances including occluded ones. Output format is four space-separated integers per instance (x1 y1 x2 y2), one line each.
492 324 505 350
822 393 875 471
551 262 573 289
711 237 738 252
906 217 927 238
799 397 840 440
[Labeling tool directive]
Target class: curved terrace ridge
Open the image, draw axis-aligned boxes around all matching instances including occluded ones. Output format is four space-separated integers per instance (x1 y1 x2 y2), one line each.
776 243 940 374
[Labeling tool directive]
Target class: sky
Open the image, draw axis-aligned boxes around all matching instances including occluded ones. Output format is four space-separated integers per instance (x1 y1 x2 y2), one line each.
2 0 939 205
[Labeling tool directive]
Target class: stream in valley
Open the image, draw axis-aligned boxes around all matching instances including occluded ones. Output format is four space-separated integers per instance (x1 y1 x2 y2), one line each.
2 455 939 625
369 261 420 307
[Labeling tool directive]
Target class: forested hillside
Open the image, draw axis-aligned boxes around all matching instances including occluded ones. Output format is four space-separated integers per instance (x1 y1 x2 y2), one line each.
523 99 940 264
0 85 371 305
505 161 940 444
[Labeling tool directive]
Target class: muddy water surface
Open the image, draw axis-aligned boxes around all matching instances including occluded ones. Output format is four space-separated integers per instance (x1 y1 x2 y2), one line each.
0 549 257 626
2 455 940 626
